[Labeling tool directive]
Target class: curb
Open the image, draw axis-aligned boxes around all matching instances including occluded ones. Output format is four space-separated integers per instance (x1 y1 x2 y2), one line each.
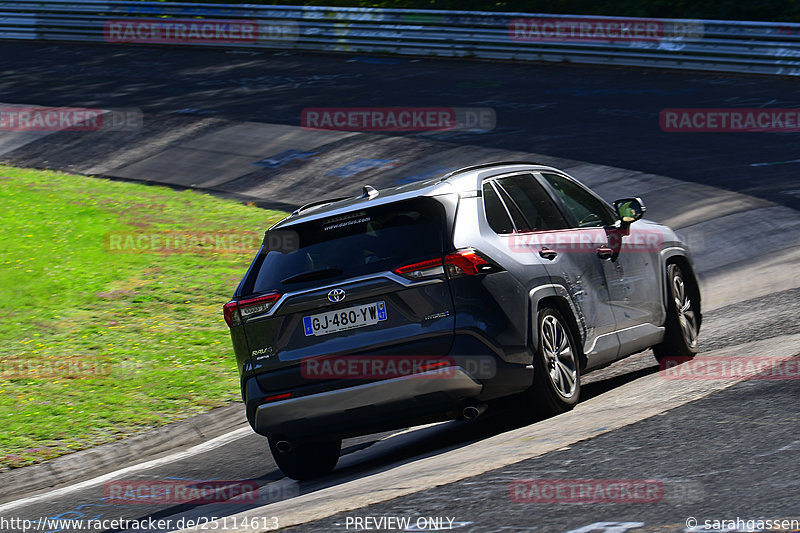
0 402 249 503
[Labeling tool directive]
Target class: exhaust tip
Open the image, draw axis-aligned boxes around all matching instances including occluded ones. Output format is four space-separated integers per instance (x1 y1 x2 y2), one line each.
462 402 487 420
275 440 293 453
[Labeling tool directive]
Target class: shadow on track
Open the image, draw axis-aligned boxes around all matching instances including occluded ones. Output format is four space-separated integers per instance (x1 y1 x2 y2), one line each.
103 355 662 531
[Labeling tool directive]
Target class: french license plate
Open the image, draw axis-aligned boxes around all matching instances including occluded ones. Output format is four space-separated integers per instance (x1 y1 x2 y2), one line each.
303 301 387 337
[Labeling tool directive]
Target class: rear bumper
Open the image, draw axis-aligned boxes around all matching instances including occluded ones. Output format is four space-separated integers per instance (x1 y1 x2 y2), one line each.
253 367 482 438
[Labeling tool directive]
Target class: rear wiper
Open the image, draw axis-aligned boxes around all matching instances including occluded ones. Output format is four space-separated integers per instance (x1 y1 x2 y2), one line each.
281 267 343 285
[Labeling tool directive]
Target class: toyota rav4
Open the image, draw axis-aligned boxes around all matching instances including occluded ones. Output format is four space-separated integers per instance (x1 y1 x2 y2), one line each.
223 162 701 479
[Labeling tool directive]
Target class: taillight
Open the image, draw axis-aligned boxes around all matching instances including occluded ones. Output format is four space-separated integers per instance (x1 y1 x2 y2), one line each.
393 249 500 281
393 257 445 280
444 249 498 278
223 301 239 327
223 292 282 327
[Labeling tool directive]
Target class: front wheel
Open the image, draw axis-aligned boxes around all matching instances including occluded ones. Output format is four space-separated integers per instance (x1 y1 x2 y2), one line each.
653 263 700 362
526 307 581 416
268 437 341 480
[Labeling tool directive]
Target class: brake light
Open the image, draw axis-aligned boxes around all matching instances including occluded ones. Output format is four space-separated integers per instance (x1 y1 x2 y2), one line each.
393 258 445 280
444 249 495 278
223 301 239 327
223 292 282 327
393 250 499 280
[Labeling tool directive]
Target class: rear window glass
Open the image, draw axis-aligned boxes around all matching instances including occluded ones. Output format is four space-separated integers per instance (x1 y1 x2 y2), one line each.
249 198 446 294
482 182 514 235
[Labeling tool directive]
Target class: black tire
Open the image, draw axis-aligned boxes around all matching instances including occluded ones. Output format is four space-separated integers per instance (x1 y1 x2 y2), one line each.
526 307 581 416
652 263 700 363
268 437 341 480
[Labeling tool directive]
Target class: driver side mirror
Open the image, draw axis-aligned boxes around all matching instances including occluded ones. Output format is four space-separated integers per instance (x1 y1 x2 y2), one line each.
614 197 646 224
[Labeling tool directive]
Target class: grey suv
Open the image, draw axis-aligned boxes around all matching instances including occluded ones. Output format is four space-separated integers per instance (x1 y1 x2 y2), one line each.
223 162 701 479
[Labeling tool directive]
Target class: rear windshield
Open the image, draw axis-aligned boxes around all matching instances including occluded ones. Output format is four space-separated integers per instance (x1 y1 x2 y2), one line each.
248 198 446 294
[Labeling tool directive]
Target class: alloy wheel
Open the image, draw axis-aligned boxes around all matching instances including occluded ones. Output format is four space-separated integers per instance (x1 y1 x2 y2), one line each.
540 314 578 398
672 273 698 349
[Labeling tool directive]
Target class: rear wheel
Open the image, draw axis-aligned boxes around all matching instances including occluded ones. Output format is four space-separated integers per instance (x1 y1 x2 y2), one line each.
527 307 581 415
653 263 699 362
268 437 341 480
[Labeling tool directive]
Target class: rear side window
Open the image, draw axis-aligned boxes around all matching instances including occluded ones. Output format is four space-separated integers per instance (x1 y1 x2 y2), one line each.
494 174 568 232
249 198 445 294
482 182 514 234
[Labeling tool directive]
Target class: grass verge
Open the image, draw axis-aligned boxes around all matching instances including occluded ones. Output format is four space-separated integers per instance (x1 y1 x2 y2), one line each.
0 165 286 469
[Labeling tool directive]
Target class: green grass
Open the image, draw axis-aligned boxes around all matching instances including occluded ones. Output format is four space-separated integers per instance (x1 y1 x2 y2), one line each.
0 165 286 469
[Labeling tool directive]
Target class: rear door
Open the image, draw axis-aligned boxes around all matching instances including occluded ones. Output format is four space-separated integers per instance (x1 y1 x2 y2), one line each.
237 197 457 380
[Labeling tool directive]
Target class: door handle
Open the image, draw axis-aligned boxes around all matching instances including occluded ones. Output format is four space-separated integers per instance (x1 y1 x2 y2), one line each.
596 246 614 260
539 247 558 260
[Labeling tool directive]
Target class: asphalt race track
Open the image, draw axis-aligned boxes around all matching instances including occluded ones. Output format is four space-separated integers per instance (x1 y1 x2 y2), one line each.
0 42 799 209
0 40 798 533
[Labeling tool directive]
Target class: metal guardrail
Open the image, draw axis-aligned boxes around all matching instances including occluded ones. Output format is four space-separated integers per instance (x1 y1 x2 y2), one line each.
1 0 800 76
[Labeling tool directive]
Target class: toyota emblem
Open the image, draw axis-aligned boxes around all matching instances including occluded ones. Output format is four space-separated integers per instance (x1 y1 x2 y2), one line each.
327 288 346 303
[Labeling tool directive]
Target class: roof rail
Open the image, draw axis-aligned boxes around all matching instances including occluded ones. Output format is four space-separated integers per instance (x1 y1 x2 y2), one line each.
438 161 541 182
291 196 353 216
